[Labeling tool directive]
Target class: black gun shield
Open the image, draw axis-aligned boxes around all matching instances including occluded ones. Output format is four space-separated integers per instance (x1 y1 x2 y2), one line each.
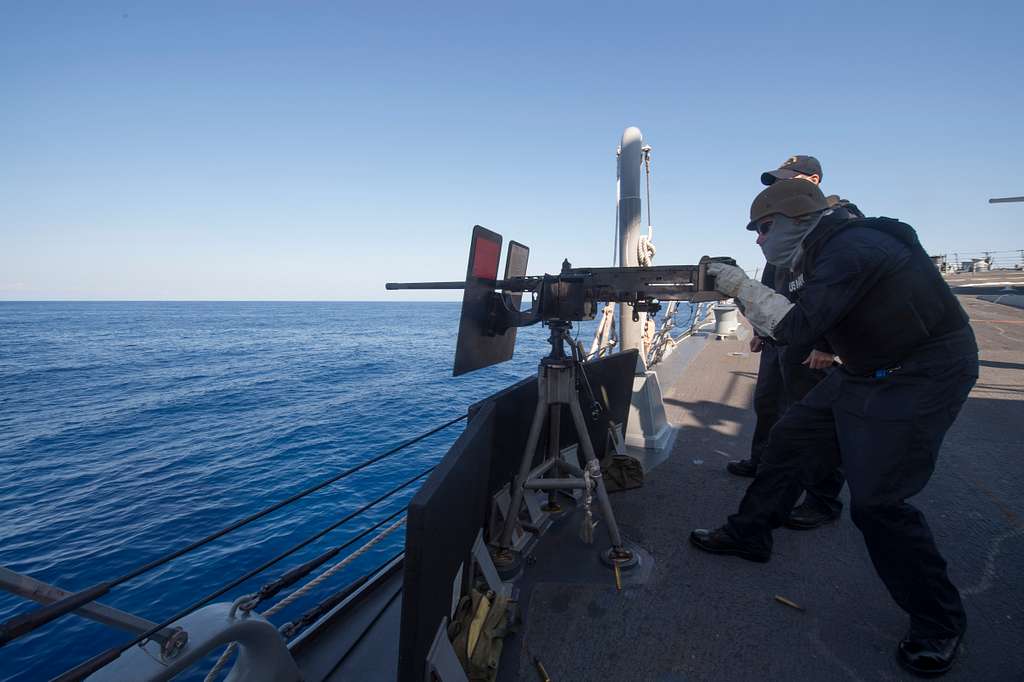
453 227 529 376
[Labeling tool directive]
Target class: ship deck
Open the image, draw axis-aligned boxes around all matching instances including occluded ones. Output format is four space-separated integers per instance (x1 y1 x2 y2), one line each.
497 292 1024 681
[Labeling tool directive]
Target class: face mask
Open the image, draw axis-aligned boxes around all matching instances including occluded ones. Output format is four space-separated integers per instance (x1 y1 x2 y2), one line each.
759 211 825 269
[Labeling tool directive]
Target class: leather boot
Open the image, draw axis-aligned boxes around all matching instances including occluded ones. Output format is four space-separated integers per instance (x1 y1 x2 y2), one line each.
897 628 964 677
689 527 770 563
784 500 841 530
726 458 757 477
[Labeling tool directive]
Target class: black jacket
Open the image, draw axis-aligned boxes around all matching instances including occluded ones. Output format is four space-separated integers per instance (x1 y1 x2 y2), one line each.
756 264 823 364
773 211 971 375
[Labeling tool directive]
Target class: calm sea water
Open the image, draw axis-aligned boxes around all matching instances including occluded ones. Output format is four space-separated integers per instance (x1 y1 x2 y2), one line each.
0 301 614 681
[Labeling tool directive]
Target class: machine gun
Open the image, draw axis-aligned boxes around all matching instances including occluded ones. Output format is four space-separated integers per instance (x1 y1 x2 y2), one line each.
386 224 735 376
387 225 737 569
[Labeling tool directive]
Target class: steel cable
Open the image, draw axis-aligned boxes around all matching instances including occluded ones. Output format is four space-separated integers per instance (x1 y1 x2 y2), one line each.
279 548 404 640
2 412 464 649
203 515 408 681
52 463 436 682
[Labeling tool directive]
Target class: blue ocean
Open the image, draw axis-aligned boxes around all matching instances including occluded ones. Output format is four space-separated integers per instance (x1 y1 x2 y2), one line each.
0 301 612 681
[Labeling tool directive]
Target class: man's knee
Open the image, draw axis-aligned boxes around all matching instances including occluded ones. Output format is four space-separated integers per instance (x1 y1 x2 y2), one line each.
849 500 924 536
768 406 833 447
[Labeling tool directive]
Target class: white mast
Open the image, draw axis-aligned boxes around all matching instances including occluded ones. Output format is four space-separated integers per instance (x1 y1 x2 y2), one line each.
618 126 645 356
616 126 674 453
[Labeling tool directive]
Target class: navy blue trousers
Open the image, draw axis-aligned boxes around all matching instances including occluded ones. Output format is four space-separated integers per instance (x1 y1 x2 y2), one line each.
730 339 978 638
750 343 845 514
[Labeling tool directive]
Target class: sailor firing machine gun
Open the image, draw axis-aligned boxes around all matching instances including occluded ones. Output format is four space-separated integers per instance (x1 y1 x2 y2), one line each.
388 225 735 571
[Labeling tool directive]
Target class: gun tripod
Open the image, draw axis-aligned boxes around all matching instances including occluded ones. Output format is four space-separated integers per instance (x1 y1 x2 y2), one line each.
494 320 635 568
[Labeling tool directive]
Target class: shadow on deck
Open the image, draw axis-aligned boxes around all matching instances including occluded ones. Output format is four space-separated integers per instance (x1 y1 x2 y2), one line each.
499 296 1024 681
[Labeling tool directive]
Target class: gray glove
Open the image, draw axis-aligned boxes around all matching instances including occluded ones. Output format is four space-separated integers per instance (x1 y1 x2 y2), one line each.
707 262 795 338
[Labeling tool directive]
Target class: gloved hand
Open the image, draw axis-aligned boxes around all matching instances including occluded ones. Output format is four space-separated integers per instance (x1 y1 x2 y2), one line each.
707 262 749 297
707 262 796 338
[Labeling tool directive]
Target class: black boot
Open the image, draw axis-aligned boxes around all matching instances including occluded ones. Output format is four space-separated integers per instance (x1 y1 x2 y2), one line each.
689 527 770 563
897 629 964 677
726 459 757 477
784 500 841 530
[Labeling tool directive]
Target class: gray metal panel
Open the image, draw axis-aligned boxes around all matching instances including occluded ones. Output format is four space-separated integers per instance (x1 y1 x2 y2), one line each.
502 239 529 336
398 402 497 681
323 593 403 681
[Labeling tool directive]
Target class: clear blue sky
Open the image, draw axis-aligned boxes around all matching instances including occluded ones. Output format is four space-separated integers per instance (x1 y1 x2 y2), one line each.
2 1 1021 300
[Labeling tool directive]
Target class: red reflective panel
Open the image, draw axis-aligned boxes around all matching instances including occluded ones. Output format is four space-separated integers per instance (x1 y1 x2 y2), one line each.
472 237 500 279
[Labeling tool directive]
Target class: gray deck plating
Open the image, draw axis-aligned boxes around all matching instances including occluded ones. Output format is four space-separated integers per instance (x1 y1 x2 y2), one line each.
499 295 1024 681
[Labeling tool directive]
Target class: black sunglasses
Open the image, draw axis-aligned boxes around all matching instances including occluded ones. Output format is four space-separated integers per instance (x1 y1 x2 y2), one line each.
755 219 773 236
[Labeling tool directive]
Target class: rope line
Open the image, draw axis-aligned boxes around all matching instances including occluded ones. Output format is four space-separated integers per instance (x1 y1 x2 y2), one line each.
249 503 410 610
643 144 653 232
53 460 440 682
17 413 465 657
279 549 404 642
637 144 656 268
203 516 408 682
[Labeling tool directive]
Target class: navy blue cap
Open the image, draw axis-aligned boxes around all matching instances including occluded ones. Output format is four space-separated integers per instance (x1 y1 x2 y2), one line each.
760 155 823 186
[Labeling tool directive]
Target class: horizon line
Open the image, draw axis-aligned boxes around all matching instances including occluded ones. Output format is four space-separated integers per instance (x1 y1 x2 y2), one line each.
0 299 464 303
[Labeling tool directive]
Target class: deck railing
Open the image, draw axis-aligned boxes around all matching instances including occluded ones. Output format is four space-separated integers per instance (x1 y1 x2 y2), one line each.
0 414 468 681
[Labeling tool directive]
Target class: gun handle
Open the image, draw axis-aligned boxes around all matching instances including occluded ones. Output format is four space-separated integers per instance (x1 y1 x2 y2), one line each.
698 255 738 299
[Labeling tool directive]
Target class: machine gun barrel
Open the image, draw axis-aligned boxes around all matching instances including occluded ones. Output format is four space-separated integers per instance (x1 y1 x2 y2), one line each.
386 277 543 292
385 281 468 290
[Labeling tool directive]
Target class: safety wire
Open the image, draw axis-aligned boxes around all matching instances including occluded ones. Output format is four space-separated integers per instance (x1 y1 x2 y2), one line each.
48 415 468 682
54 467 434 682
637 145 656 267
644 144 653 233
278 548 404 640
2 412 467 653
204 510 410 681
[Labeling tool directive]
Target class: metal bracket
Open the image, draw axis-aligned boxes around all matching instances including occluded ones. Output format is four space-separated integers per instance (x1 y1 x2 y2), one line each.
85 603 300 682
470 532 513 600
489 485 531 552
424 618 469 682
426 532 514 682
608 422 626 456
520 488 550 533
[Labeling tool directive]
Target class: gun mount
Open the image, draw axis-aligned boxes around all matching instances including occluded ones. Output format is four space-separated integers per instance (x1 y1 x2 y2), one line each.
386 225 735 375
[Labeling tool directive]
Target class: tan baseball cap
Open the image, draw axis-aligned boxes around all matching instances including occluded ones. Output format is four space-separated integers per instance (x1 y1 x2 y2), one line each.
746 178 830 230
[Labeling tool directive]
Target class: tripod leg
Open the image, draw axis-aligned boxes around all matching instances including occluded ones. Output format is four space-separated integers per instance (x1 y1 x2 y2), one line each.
498 390 549 549
543 405 562 511
567 393 625 549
